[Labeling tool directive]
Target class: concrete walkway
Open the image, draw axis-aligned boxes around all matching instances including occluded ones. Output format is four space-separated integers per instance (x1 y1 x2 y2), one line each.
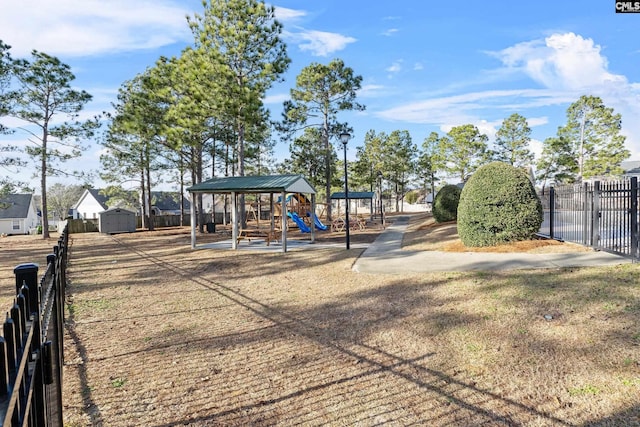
353 216 633 274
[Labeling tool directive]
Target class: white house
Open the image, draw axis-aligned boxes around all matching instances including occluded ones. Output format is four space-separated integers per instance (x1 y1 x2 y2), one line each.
71 188 191 219
70 188 111 219
0 194 39 235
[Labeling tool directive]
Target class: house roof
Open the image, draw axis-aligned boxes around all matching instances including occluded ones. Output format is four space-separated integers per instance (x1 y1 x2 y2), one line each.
621 160 640 175
88 188 109 209
151 191 191 211
330 191 375 200
187 175 316 195
0 194 33 219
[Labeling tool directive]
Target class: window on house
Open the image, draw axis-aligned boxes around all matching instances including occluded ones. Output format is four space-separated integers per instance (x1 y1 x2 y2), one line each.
12 219 20 230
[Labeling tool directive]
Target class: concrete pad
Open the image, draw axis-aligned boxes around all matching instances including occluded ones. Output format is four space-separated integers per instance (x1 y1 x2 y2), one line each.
353 216 632 274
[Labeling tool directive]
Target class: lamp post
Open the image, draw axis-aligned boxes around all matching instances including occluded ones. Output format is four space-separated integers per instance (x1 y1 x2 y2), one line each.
377 171 383 227
340 132 351 250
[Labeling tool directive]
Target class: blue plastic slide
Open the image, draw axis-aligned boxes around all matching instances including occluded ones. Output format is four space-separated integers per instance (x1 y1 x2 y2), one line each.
309 213 328 231
287 212 311 233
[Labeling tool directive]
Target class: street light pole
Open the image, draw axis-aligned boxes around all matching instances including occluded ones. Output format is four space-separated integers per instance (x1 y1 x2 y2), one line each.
340 132 351 250
377 171 384 228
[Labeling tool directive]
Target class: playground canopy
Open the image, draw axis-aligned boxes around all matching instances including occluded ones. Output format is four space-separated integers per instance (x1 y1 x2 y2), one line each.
187 174 317 252
330 191 375 200
331 191 375 219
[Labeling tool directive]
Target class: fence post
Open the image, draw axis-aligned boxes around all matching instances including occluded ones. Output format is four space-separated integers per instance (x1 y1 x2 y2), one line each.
592 181 601 249
2 315 16 376
9 301 23 348
549 186 555 239
0 337 8 396
631 177 638 260
14 264 39 316
582 183 588 246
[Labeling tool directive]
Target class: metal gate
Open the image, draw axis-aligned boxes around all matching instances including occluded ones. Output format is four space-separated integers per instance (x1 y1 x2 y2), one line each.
538 177 639 259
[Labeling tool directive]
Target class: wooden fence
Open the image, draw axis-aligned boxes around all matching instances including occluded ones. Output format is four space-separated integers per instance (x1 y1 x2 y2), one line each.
0 225 68 426
65 213 236 234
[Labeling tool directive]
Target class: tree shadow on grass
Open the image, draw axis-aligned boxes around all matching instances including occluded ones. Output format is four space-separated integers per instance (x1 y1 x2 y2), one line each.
63 230 639 426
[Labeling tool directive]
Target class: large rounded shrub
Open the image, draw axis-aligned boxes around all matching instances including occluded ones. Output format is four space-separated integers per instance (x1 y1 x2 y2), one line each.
457 161 542 247
432 184 462 223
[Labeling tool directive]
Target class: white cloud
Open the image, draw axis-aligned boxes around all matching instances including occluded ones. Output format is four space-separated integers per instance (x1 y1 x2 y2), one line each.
529 138 544 159
386 61 402 74
413 62 424 71
263 93 290 105
294 30 357 57
382 28 399 37
358 84 386 98
491 32 627 91
274 6 307 21
527 116 549 127
476 119 502 140
0 0 192 57
376 89 566 125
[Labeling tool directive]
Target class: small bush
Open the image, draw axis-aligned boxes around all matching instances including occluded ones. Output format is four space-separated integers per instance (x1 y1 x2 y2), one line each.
432 184 462 223
457 162 542 247
405 190 419 205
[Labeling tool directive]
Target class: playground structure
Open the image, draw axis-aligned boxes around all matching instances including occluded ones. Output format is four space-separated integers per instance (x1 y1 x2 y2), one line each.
274 193 328 232
187 175 378 253
188 175 321 252
219 193 328 245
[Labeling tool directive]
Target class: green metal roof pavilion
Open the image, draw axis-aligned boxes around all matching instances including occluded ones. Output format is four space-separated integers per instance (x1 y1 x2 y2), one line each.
186 174 317 252
330 191 374 200
187 174 316 195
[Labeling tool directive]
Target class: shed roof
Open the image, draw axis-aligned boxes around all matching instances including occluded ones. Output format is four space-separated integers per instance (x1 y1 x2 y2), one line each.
100 207 136 215
187 174 316 194
330 191 375 200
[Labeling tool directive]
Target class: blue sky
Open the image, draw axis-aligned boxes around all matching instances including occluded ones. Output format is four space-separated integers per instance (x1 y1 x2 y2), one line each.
2 0 639 191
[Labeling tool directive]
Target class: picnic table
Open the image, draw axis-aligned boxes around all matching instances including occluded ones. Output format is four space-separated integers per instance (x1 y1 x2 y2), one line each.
331 216 366 232
237 228 278 246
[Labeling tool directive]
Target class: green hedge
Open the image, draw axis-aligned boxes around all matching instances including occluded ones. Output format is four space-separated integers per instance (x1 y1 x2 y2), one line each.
457 162 542 247
433 184 462 223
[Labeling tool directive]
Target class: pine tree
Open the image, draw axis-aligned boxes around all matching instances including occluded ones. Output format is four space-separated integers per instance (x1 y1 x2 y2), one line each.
558 95 629 181
439 124 489 182
280 59 364 220
494 113 534 167
8 51 98 238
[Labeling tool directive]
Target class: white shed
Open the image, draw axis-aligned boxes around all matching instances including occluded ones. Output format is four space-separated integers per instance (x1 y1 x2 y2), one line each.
98 208 136 234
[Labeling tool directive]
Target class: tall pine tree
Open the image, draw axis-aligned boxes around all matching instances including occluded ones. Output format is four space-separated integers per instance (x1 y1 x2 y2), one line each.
9 51 98 238
558 95 628 181
494 113 534 167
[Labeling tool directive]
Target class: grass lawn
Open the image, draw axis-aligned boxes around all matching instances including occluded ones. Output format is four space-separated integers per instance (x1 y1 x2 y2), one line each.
2 214 639 426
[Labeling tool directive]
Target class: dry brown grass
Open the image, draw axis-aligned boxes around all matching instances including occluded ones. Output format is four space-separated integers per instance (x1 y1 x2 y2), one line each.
1 220 639 426
0 232 62 308
402 213 592 254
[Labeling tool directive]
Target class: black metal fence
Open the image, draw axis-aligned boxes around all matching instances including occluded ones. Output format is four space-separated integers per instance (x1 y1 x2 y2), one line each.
0 225 67 426
538 177 639 259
